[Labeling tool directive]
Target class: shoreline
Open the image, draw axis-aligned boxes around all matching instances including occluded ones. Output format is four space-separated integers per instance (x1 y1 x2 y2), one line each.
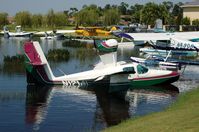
104 87 199 132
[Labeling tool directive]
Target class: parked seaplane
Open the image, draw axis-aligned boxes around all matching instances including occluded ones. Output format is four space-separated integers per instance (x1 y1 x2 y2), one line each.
35 30 75 36
139 47 198 57
3 25 34 38
131 37 199 69
24 39 180 87
40 31 65 40
131 53 199 68
130 55 180 69
75 26 111 37
127 31 199 46
127 31 199 42
139 37 199 58
148 37 199 51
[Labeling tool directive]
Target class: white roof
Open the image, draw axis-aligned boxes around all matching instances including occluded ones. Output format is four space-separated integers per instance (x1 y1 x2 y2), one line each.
181 2 199 8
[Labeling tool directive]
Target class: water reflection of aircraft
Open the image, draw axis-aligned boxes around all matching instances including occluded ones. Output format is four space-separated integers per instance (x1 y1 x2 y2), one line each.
25 84 179 131
126 85 179 116
25 84 98 131
93 84 130 127
25 84 129 130
93 84 179 127
25 85 52 125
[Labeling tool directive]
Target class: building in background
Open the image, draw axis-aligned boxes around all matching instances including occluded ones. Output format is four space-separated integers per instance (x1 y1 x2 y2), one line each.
181 1 199 25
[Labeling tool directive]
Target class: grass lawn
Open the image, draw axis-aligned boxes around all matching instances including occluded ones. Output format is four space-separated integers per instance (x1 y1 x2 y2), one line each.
24 25 75 32
0 25 75 32
104 88 199 132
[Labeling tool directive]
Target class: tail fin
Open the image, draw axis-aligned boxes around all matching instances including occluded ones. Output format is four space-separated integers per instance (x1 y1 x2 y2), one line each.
24 41 55 85
4 32 10 38
44 32 49 38
3 26 10 38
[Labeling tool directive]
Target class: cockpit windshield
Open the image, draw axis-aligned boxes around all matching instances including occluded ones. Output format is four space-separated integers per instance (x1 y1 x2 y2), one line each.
137 64 148 74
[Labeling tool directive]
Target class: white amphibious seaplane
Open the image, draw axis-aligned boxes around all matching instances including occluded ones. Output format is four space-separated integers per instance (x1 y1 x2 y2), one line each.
24 39 180 87
127 31 199 48
127 31 199 43
3 25 33 38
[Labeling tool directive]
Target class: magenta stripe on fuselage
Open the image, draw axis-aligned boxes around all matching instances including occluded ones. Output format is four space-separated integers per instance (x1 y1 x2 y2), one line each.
133 71 179 81
102 41 111 48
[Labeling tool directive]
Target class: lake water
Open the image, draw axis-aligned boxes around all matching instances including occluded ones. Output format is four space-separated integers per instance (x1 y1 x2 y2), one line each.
0 37 199 132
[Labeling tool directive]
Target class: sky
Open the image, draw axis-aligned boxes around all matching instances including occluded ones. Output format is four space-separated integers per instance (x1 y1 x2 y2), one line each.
0 0 192 16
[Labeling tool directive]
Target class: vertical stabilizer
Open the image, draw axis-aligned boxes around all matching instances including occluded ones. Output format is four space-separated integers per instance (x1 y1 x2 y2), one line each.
24 41 55 84
3 26 10 38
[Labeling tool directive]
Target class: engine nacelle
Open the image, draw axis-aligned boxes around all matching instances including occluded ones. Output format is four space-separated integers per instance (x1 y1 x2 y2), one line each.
94 39 118 66
94 39 118 53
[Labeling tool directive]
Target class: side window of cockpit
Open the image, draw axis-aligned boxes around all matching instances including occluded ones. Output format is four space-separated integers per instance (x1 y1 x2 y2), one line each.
137 64 148 74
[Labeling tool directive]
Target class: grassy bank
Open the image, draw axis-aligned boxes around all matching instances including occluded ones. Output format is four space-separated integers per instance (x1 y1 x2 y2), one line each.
104 88 199 132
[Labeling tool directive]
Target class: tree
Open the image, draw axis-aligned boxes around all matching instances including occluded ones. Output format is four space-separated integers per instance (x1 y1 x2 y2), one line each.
75 5 100 26
141 2 159 25
158 4 169 24
31 14 43 28
104 8 120 26
104 4 111 11
15 11 32 27
162 1 174 25
46 9 56 27
130 4 144 23
182 17 190 25
68 7 78 17
172 2 183 16
162 1 173 12
0 12 8 28
97 6 103 17
141 2 169 25
82 5 88 9
172 2 183 25
42 15 48 27
54 12 68 26
118 2 129 15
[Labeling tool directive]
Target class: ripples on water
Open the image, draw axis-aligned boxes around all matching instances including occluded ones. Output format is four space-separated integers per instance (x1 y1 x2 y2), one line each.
22 84 179 131
0 37 198 131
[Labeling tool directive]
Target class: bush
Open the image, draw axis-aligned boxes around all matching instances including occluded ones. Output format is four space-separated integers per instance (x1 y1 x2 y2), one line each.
192 19 199 26
62 40 94 48
3 55 25 74
182 17 190 25
47 49 70 61
3 55 25 64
